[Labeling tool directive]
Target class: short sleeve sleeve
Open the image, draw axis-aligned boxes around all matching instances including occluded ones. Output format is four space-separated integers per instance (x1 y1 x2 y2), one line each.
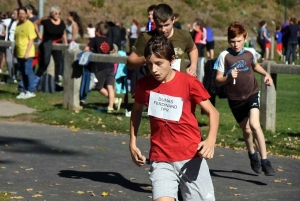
28 22 37 40
245 47 261 64
87 38 96 51
134 81 147 105
132 34 147 56
185 32 195 52
214 51 227 72
190 78 210 104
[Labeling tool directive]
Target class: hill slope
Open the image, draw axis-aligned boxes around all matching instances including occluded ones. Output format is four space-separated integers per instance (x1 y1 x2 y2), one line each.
1 0 299 36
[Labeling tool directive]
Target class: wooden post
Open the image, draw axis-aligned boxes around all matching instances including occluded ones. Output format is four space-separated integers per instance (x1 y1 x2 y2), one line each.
63 49 82 110
260 61 276 132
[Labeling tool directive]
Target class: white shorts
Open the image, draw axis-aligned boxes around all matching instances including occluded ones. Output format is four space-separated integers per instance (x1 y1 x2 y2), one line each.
149 158 215 201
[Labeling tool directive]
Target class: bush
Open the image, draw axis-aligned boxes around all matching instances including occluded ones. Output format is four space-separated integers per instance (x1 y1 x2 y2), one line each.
89 0 104 8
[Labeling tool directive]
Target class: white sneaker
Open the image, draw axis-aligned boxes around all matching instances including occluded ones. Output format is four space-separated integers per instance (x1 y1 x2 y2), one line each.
23 92 36 99
292 62 295 65
16 92 26 99
125 109 131 117
285 61 288 65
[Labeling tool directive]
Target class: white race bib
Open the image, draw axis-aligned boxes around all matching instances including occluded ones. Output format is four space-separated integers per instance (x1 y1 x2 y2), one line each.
148 91 183 121
171 59 181 71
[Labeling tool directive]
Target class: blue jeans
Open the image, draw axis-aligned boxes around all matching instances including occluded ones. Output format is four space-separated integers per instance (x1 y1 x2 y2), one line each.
17 58 35 93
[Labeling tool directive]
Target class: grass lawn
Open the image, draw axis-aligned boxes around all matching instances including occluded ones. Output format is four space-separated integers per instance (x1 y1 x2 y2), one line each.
0 192 11 201
0 72 299 158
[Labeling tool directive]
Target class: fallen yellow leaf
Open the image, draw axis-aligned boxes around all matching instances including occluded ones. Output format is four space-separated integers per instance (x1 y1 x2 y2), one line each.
130 178 136 181
7 182 13 184
148 196 153 199
277 168 284 172
26 188 33 192
102 125 106 128
25 168 34 171
81 165 87 167
145 168 150 171
234 194 241 196
287 183 292 185
1 166 6 169
145 186 152 189
13 171 19 174
219 154 225 157
32 194 42 198
229 186 237 190
77 191 85 194
101 192 110 196
121 142 126 145
13 196 24 199
274 180 281 183
233 147 239 150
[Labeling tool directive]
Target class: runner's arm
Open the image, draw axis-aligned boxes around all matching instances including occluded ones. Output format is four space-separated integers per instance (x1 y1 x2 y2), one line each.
215 70 233 87
253 62 273 86
197 99 219 159
127 51 146 69
186 44 198 76
129 102 146 166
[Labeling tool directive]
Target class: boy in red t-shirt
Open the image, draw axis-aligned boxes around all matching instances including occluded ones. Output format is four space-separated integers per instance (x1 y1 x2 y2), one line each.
129 35 219 201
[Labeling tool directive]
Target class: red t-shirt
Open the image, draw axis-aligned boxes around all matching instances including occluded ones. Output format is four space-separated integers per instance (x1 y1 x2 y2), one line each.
135 71 210 162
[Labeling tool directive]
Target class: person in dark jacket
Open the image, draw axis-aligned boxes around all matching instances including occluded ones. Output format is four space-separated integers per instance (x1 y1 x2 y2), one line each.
285 17 299 65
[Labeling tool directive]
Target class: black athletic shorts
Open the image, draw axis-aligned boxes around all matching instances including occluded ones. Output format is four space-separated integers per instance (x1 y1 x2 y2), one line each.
206 41 215 51
228 92 260 123
95 68 114 90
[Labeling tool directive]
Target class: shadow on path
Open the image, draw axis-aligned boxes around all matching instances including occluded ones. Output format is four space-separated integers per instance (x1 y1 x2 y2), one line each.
58 170 151 193
210 169 267 185
0 136 85 156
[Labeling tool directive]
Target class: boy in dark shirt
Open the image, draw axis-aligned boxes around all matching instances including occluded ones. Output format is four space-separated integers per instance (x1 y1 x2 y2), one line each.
215 22 275 176
85 22 121 113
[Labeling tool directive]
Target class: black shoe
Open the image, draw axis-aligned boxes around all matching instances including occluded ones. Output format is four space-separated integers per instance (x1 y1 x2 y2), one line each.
249 152 262 174
261 161 276 176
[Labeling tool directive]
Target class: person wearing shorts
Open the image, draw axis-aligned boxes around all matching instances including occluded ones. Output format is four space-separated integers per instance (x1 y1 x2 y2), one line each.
85 22 121 113
275 26 283 59
215 22 275 176
129 35 219 201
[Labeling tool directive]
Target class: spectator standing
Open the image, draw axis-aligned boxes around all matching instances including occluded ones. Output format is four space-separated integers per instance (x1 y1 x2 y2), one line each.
15 7 37 99
86 23 95 40
285 17 298 65
84 22 122 113
206 26 215 59
34 6 67 89
281 19 290 62
0 13 7 73
2 9 18 83
66 11 84 43
146 5 156 32
129 19 140 52
173 13 181 29
275 25 283 60
119 22 127 51
265 28 271 60
257 20 270 61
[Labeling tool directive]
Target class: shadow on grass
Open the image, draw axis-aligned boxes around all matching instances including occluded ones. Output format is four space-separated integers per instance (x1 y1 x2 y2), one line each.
0 136 86 156
210 169 267 185
287 132 300 137
58 170 152 193
0 89 19 96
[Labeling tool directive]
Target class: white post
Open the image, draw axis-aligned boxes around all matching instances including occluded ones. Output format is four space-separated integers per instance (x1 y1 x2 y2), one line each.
38 0 44 35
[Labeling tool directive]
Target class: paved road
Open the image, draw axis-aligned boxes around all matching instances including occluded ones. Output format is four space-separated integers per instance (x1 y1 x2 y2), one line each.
0 122 299 201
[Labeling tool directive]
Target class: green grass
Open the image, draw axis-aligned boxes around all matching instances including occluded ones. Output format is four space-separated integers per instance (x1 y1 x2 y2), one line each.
0 192 11 201
0 72 299 158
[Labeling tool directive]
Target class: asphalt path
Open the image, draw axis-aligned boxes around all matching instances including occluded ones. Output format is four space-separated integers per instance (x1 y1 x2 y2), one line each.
0 122 299 201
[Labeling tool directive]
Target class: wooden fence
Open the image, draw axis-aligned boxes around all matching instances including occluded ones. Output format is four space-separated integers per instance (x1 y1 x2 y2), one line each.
0 40 298 132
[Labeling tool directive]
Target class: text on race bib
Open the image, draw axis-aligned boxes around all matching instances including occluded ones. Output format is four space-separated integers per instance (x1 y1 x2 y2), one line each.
148 91 183 121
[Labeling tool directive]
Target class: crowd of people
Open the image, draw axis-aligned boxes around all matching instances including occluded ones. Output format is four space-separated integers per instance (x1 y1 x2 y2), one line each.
0 1 296 200
257 17 300 64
